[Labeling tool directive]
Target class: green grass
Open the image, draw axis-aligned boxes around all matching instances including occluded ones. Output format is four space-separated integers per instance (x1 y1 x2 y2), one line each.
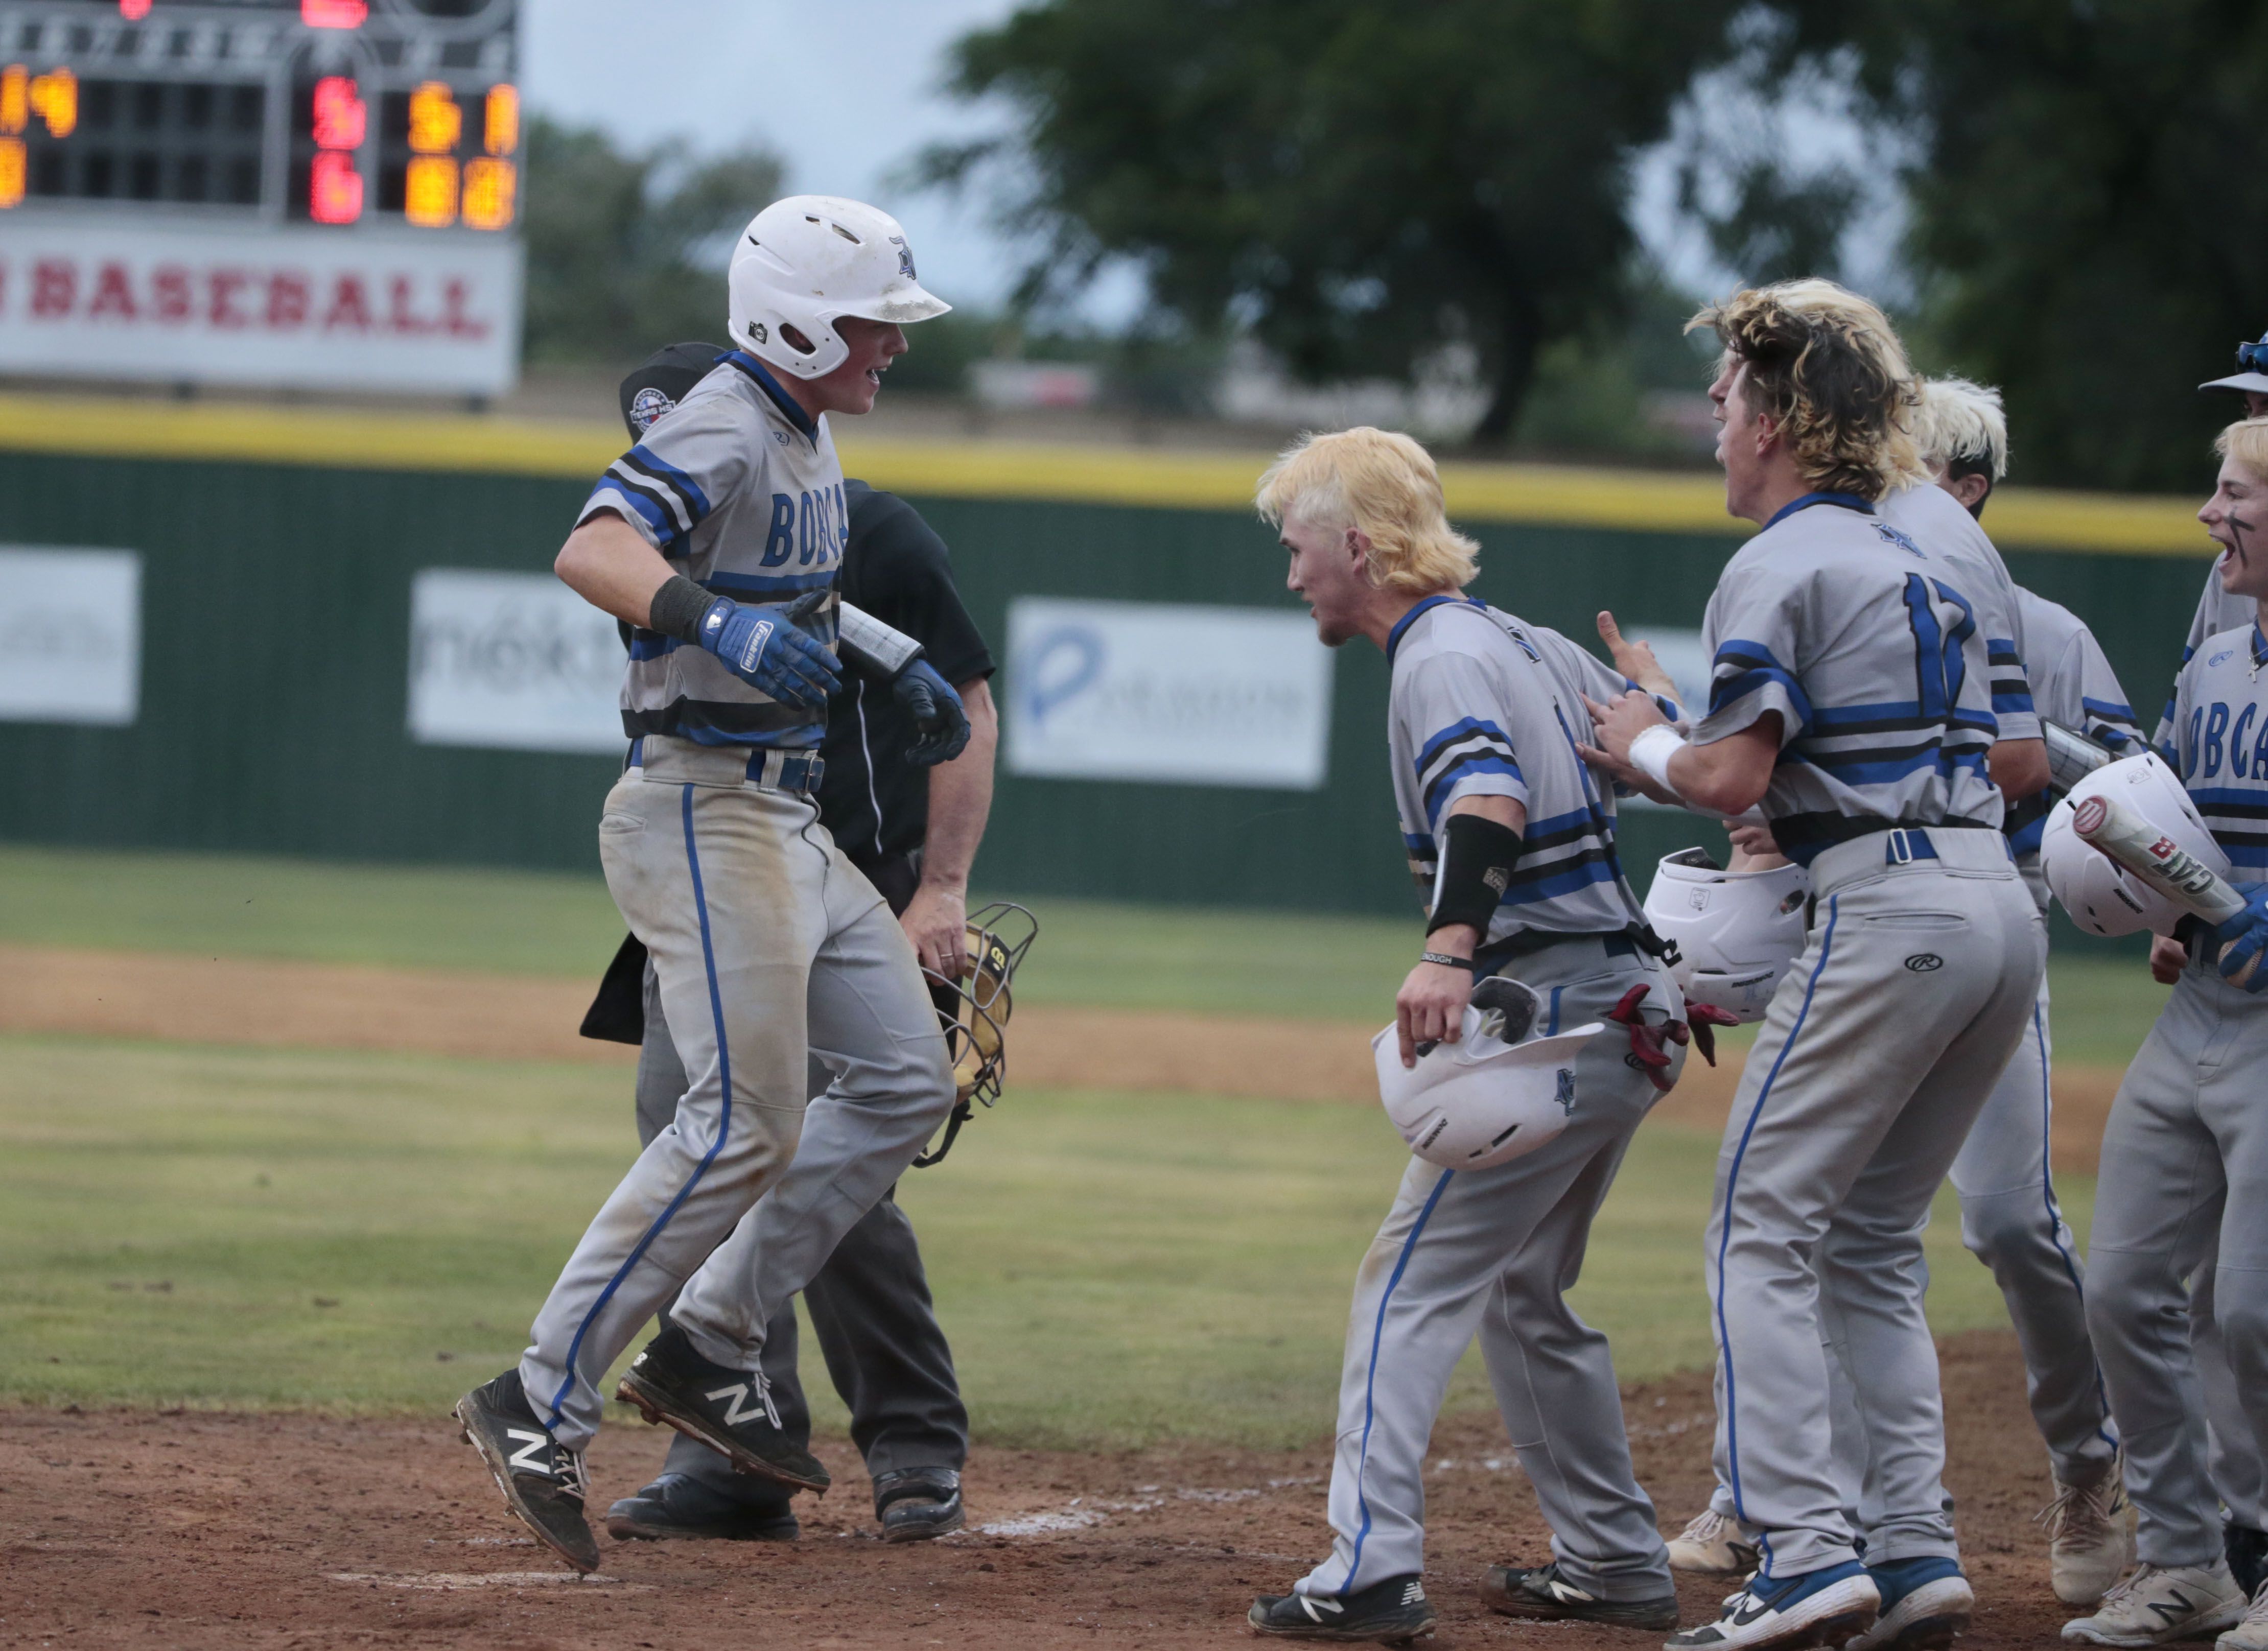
0 1033 2076 1449
0 843 2181 1047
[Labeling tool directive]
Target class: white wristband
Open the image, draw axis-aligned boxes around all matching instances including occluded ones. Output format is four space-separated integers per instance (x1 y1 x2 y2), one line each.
1628 723 1687 796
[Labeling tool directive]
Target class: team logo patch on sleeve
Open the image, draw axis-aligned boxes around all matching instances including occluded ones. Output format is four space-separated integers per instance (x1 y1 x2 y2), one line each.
628 387 676 433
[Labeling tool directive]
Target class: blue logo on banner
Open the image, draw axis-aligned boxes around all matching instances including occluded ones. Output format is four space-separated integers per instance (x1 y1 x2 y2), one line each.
1018 625 1106 730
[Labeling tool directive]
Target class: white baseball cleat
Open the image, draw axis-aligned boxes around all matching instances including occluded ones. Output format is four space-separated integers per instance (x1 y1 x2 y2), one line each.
2062 1562 2247 1646
2041 1455 2138 1607
1670 1508 1764 1576
2216 1580 2268 1651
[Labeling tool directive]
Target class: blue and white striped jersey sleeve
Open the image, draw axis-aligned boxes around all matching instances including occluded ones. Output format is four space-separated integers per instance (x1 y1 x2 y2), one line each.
1692 567 1809 749
1402 650 1529 832
577 393 750 557
2066 628 2141 753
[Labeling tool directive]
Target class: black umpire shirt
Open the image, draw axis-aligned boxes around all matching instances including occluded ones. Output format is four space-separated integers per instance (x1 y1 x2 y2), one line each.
821 480 995 872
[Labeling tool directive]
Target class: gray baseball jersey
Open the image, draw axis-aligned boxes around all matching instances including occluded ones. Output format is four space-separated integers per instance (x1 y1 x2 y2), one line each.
2003 586 2142 861
1388 597 1649 941
2088 621 2268 1566
2152 568 2250 751
1878 480 2042 745
1694 493 2008 864
578 349 848 749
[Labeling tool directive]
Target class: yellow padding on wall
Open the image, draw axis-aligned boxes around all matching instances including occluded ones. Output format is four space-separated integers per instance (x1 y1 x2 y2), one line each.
0 390 2213 557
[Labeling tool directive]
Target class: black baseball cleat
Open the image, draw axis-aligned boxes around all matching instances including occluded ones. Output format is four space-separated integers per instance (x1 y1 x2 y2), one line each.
454 1368 601 1574
615 1324 831 1493
603 1472 800 1542
2231 1523 2268 1599
1482 1560 1681 1629
1249 1573 1436 1642
874 1466 966 1543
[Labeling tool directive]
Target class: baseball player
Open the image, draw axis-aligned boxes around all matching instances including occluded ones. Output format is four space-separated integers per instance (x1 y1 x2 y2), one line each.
1247 427 1696 1644
575 344 997 1546
452 196 962 1574
1663 380 2139 1606
1587 280 2044 1651
2137 329 2268 1601
2062 416 2268 1648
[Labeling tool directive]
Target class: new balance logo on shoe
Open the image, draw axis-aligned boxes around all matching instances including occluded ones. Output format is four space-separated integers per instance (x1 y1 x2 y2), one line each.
1299 1598 1344 1621
704 1380 781 1429
2148 1591 2195 1625
1400 1582 1425 1605
505 1429 551 1474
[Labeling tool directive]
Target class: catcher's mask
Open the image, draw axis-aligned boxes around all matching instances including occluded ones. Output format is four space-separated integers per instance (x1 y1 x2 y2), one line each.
913 901 1037 1167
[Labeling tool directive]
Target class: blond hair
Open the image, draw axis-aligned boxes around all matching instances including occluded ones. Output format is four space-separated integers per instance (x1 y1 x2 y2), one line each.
1687 278 1927 500
1254 427 1480 594
2216 417 2268 480
1914 376 2008 481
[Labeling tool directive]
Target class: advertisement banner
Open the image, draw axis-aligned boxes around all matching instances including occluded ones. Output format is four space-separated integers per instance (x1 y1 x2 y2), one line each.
0 217 523 395
1004 596 1334 790
407 569 623 756
0 546 141 726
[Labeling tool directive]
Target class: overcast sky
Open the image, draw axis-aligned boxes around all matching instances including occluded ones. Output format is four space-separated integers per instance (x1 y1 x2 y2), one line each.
520 0 1892 328
522 0 1063 315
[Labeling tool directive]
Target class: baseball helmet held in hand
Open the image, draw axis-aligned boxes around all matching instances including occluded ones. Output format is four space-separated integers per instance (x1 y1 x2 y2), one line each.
1373 976 1601 1172
1642 848 1811 1024
2043 752 2230 937
729 195 949 381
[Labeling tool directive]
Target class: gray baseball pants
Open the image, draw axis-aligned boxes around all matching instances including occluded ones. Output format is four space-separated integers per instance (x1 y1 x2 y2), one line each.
636 960 969 1500
1294 938 1684 1603
1703 828 2042 1579
517 737 954 1453
2084 953 2268 1566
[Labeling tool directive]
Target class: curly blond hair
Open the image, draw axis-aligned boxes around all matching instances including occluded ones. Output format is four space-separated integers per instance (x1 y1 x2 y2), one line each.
1254 427 1480 593
1688 278 1927 501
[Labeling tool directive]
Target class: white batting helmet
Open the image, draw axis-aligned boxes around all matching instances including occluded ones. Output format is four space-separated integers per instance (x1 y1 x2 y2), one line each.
728 195 950 381
1371 977 1600 1172
1642 848 1811 1024
2042 752 2229 936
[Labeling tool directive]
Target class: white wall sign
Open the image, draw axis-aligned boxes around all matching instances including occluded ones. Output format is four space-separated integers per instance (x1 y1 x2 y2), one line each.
0 546 141 726
1004 597 1335 790
407 569 624 756
0 218 523 395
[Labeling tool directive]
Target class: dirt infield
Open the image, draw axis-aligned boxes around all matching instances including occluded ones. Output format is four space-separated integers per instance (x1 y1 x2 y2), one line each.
0 942 2121 1171
1 1329 2076 1650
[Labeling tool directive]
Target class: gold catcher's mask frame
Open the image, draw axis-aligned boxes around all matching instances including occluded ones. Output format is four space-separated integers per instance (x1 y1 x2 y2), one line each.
912 901 1037 1168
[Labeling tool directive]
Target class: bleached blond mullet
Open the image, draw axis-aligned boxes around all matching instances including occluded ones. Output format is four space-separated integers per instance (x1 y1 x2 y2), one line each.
1688 278 1928 501
2216 416 2268 481
1915 376 2009 481
1254 427 1480 594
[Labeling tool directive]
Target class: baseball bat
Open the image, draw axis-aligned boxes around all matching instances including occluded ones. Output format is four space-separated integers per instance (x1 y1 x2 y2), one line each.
2070 791 2258 984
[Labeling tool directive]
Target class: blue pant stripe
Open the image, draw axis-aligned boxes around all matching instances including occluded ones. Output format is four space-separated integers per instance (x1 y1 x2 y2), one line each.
544 784 736 1428
1714 893 1839 1576
1339 1166 1457 1591
2029 1000 2117 1450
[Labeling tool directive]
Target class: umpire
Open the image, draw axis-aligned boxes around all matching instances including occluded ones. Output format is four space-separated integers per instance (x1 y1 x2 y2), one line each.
580 342 998 1545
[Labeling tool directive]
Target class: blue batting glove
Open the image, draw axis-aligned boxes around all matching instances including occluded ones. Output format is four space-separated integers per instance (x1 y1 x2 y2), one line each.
2211 882 2268 990
696 596 841 709
892 658 971 766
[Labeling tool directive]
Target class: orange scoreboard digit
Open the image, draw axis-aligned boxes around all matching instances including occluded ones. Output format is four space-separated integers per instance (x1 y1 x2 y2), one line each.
0 0 519 231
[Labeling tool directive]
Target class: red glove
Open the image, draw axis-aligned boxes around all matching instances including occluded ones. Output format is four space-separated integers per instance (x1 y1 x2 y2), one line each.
1604 983 1686 1093
1686 1003 1742 1068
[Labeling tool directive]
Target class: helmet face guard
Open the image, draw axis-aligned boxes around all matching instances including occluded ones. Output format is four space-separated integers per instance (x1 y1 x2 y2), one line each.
912 901 1037 1167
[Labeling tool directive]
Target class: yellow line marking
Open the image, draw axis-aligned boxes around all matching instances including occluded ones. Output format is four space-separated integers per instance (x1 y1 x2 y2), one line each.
0 391 2213 557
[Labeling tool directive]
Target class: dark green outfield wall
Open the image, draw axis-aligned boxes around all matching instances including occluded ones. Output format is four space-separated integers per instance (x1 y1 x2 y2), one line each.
0 449 2218 933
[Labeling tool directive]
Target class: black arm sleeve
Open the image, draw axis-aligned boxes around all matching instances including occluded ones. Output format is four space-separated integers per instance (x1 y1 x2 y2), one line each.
1428 812 1526 936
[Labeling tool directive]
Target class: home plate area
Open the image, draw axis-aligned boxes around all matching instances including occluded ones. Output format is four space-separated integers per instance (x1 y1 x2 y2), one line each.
4 1334 2081 1648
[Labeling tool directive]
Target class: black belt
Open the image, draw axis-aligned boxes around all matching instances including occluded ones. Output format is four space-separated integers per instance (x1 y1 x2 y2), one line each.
1470 921 1671 976
1771 810 1996 858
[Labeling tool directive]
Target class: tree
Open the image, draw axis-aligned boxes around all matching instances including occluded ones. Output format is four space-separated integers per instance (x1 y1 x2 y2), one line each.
1760 0 2268 491
925 0 1744 443
521 117 784 367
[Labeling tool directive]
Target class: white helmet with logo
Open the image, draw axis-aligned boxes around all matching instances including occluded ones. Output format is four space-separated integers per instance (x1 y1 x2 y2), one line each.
1642 847 1811 1024
1371 976 1600 1171
728 195 950 381
2042 751 2229 936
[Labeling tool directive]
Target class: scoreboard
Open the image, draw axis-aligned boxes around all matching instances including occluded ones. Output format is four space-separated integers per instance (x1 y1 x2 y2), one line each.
0 0 525 394
0 0 517 229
